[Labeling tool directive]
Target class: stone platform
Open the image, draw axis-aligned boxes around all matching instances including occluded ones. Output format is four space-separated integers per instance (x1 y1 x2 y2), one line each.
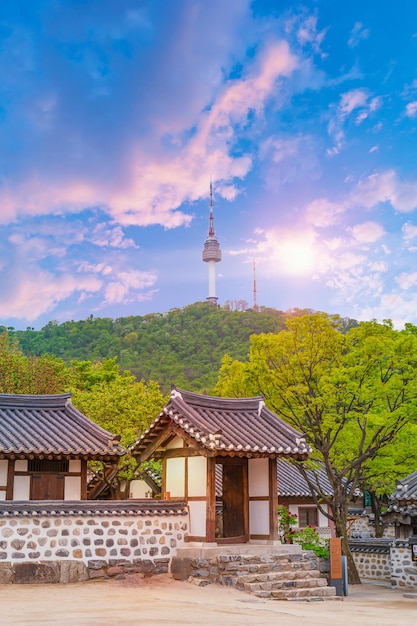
171 544 338 601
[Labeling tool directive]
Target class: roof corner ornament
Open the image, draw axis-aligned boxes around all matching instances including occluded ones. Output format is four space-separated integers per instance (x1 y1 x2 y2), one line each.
170 388 183 400
208 430 222 449
258 400 265 417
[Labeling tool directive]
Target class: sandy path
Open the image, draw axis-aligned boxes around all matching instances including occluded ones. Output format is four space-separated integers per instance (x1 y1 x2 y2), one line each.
0 575 416 626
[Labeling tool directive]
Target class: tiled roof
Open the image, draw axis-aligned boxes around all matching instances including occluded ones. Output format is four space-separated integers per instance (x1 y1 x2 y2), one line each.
390 470 417 503
0 393 125 460
277 459 333 497
0 500 187 517
384 470 417 518
131 387 311 461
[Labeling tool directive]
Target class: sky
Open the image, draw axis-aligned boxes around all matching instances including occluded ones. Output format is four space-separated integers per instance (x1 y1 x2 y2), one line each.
2 0 417 330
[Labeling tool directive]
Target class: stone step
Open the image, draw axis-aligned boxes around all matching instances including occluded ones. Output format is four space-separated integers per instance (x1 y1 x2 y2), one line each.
236 569 323 585
218 562 319 575
243 576 328 594
270 586 337 601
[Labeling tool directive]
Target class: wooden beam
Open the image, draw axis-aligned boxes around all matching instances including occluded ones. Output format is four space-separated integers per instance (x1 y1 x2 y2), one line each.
269 458 279 541
153 448 202 460
6 460 14 500
206 456 216 542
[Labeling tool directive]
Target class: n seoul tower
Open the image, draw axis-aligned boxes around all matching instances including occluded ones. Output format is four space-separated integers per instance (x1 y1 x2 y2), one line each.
202 182 221 304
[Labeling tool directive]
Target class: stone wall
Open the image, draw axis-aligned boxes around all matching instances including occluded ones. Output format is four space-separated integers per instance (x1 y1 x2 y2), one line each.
350 539 417 589
0 500 188 583
390 542 417 589
350 541 391 582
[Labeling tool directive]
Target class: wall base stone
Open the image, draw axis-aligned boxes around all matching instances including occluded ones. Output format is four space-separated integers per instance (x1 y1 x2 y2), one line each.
0 558 171 584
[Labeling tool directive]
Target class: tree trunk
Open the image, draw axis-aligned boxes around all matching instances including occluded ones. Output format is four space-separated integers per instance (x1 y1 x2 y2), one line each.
332 497 361 584
341 532 361 584
370 491 384 538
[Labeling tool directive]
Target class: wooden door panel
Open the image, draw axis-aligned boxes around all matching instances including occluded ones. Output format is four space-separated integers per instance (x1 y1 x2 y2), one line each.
31 474 65 500
223 464 245 537
215 458 248 542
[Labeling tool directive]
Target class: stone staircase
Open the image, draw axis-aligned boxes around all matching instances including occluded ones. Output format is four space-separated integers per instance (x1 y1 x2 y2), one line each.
232 554 338 601
171 546 340 602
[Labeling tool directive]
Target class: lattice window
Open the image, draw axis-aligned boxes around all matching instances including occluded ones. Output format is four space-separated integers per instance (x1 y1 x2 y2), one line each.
298 507 318 527
28 460 69 473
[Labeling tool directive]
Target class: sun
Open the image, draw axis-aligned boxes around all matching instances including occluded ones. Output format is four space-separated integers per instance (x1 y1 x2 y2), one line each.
280 237 316 275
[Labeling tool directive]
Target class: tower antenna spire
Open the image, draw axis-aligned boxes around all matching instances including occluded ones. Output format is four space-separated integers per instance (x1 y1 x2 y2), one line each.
253 259 258 311
202 180 221 304
209 179 215 237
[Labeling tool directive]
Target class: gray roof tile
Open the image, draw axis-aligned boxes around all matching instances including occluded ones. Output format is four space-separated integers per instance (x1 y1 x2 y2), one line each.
0 393 125 459
277 459 333 496
132 387 311 460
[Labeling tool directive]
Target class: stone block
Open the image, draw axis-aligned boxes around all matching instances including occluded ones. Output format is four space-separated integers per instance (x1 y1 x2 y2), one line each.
171 557 192 581
13 562 59 584
0 564 13 584
59 561 88 584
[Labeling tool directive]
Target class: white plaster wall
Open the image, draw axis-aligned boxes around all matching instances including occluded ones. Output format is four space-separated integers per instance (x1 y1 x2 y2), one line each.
249 500 270 535
129 480 153 498
166 458 185 497
0 461 8 486
14 460 28 472
188 500 207 537
187 457 207 497
248 458 269 497
69 460 81 473
13 476 30 500
64 477 81 500
165 436 184 449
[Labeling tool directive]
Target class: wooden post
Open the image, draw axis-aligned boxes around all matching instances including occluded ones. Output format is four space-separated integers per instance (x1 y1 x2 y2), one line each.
269 458 279 541
329 537 344 596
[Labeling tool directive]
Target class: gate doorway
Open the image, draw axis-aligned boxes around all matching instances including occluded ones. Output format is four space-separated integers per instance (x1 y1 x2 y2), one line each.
215 457 248 543
30 473 65 500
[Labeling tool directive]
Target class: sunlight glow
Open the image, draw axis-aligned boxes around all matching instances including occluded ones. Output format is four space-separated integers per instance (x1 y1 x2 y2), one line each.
280 238 317 275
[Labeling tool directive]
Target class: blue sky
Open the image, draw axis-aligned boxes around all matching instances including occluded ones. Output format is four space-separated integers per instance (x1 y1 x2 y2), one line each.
2 0 417 329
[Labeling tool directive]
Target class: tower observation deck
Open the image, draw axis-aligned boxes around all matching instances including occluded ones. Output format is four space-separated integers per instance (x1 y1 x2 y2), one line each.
202 182 221 304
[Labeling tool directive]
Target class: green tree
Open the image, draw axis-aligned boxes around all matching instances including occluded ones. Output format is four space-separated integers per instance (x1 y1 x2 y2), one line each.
69 358 167 497
69 358 166 447
215 314 417 583
0 331 69 393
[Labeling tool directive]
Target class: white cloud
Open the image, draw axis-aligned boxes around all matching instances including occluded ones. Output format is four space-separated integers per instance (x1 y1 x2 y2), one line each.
305 198 346 227
359 292 417 329
348 22 370 48
0 271 102 321
405 101 417 118
340 89 369 116
90 224 138 249
402 222 417 242
350 221 385 243
296 15 328 56
104 269 157 304
351 170 417 212
327 89 382 154
0 38 299 232
395 272 417 290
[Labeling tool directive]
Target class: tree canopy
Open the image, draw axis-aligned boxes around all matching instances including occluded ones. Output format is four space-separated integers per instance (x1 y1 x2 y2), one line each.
7 303 355 393
215 313 417 582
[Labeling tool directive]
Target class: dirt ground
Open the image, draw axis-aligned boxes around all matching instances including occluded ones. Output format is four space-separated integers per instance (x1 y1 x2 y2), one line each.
1 574 417 626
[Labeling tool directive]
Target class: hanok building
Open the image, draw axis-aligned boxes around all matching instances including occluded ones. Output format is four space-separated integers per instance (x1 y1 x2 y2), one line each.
277 459 334 537
383 470 417 539
131 387 311 544
0 393 125 501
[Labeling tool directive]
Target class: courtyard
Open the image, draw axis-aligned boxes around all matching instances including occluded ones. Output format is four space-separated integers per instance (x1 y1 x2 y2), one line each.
1 575 416 626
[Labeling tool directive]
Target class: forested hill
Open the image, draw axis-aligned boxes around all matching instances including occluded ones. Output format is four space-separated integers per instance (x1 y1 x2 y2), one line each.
6 302 357 393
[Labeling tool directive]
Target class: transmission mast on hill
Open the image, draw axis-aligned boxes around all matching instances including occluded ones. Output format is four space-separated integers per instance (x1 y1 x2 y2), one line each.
202 181 221 304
